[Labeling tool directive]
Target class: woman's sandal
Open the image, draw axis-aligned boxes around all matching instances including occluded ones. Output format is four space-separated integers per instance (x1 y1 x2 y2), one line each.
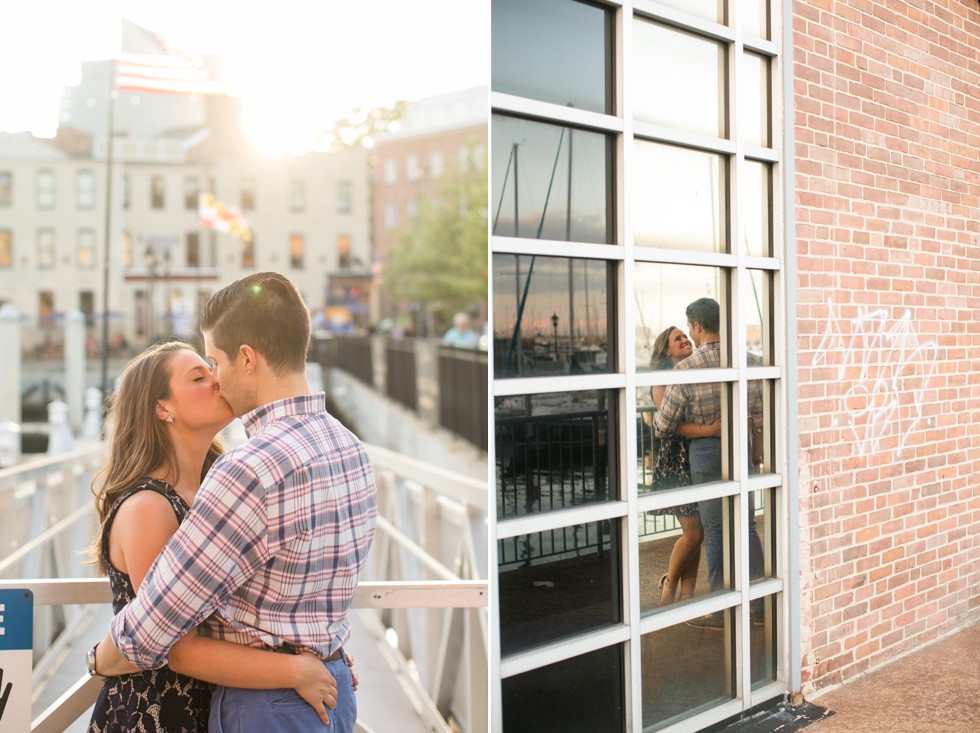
659 573 678 606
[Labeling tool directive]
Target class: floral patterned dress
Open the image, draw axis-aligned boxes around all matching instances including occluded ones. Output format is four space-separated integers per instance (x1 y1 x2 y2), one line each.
647 436 700 517
87 479 213 733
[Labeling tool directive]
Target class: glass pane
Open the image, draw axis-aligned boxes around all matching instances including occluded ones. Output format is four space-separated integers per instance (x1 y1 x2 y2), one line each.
749 487 775 580
633 20 726 139
636 386 732 494
742 161 771 258
498 520 621 654
741 53 770 147
745 269 771 364
741 0 769 40
502 644 625 732
633 141 727 252
492 115 613 244
641 615 733 729
638 503 712 613
492 0 611 114
747 380 773 478
493 255 613 379
652 0 724 25
634 263 728 370
751 594 777 687
496 390 616 519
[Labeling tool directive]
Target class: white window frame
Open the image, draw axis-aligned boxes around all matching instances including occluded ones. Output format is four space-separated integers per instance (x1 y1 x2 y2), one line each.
489 1 799 731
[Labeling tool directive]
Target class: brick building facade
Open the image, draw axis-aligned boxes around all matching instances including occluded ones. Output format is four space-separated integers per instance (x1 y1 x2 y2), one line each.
793 0 979 693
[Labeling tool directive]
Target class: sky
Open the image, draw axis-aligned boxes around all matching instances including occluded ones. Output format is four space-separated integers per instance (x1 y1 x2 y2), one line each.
0 0 489 152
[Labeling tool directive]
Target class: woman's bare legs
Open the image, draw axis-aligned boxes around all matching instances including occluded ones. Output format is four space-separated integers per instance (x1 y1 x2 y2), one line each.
660 514 704 605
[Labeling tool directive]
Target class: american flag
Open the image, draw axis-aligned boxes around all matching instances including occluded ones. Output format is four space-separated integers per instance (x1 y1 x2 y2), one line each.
116 19 226 96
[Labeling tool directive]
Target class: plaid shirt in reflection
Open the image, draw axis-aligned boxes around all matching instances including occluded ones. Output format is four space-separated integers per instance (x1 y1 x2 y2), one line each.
111 393 378 669
654 341 721 437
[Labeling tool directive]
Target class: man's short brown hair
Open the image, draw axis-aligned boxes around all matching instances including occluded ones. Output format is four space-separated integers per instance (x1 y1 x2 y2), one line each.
200 272 311 375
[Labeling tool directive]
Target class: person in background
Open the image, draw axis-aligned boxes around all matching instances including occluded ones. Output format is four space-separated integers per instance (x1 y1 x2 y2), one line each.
96 272 378 732
442 311 480 348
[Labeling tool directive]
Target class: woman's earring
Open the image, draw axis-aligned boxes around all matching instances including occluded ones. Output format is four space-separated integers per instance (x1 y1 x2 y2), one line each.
166 415 175 424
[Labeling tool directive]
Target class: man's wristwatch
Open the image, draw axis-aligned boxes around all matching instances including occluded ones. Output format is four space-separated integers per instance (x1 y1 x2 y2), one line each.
86 642 103 677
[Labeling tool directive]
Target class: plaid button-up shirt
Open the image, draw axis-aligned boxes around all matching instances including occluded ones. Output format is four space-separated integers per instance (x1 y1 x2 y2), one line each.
111 393 378 669
654 341 721 438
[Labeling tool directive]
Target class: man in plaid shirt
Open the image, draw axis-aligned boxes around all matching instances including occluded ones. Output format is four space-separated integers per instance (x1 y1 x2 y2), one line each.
654 297 762 629
105 272 377 731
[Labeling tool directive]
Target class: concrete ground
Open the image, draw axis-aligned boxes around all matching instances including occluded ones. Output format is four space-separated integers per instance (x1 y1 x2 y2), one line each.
804 623 980 733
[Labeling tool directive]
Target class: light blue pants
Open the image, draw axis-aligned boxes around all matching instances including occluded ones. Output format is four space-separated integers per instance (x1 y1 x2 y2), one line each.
690 437 764 593
208 655 356 733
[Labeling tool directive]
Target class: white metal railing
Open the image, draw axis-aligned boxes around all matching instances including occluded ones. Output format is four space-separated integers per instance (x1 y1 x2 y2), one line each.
363 443 488 733
1 438 488 733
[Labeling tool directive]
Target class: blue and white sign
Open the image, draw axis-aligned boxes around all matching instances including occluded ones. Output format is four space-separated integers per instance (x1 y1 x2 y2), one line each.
0 589 33 732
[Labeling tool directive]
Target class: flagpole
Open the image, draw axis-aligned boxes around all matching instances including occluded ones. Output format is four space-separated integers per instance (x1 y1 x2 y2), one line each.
100 60 117 401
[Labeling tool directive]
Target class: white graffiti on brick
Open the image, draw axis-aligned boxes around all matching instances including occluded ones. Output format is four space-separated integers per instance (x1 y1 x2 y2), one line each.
812 300 938 456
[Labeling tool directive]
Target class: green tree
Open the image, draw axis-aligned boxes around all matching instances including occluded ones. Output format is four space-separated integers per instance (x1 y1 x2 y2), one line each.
385 145 488 326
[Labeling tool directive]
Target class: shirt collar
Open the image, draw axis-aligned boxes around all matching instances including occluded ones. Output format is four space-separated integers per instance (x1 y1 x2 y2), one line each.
240 393 325 438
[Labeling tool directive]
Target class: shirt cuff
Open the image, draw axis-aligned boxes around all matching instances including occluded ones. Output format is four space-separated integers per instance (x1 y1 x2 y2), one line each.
110 607 167 671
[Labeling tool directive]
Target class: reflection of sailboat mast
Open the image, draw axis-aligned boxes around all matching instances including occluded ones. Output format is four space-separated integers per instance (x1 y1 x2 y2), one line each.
566 126 574 357
505 128 567 371
492 143 518 235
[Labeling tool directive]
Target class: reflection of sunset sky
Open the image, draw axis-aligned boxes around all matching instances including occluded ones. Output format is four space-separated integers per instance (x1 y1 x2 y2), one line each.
493 256 608 339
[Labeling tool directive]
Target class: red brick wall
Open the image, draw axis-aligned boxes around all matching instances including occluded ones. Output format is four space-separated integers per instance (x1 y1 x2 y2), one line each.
793 0 980 693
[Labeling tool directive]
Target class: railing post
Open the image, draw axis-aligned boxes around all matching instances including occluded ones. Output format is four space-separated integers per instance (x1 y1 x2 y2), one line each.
47 401 75 456
64 310 86 434
0 303 22 424
83 387 104 440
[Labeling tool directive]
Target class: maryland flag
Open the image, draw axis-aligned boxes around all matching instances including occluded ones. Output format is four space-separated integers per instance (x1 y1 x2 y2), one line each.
199 192 252 242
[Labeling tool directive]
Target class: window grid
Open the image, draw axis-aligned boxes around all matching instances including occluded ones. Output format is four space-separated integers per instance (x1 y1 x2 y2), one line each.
491 1 788 730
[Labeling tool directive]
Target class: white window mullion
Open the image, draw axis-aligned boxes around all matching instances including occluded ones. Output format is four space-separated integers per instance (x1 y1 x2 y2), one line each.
618 3 644 731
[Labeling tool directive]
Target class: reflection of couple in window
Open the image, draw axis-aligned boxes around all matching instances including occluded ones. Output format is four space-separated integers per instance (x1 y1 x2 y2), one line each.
648 298 763 626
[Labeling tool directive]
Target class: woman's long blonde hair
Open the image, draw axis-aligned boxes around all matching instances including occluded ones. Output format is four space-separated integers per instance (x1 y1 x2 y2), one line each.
89 341 222 572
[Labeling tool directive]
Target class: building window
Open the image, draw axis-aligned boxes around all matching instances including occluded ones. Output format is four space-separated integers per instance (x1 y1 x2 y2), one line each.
406 201 418 222
186 232 200 267
0 230 11 267
77 229 95 269
384 158 397 184
492 113 614 244
36 170 56 210
406 155 420 182
492 0 612 114
491 1 787 729
430 151 444 178
337 234 351 269
337 180 351 213
289 234 304 269
150 176 165 209
384 203 397 230
0 171 12 207
123 173 130 209
134 289 147 339
184 176 200 210
122 230 132 269
76 169 96 210
241 177 256 210
38 229 55 269
290 178 306 212
242 237 255 268
39 291 55 329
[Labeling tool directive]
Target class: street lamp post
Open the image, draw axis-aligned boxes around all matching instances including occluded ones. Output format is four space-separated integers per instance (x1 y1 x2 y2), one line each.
551 312 559 361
